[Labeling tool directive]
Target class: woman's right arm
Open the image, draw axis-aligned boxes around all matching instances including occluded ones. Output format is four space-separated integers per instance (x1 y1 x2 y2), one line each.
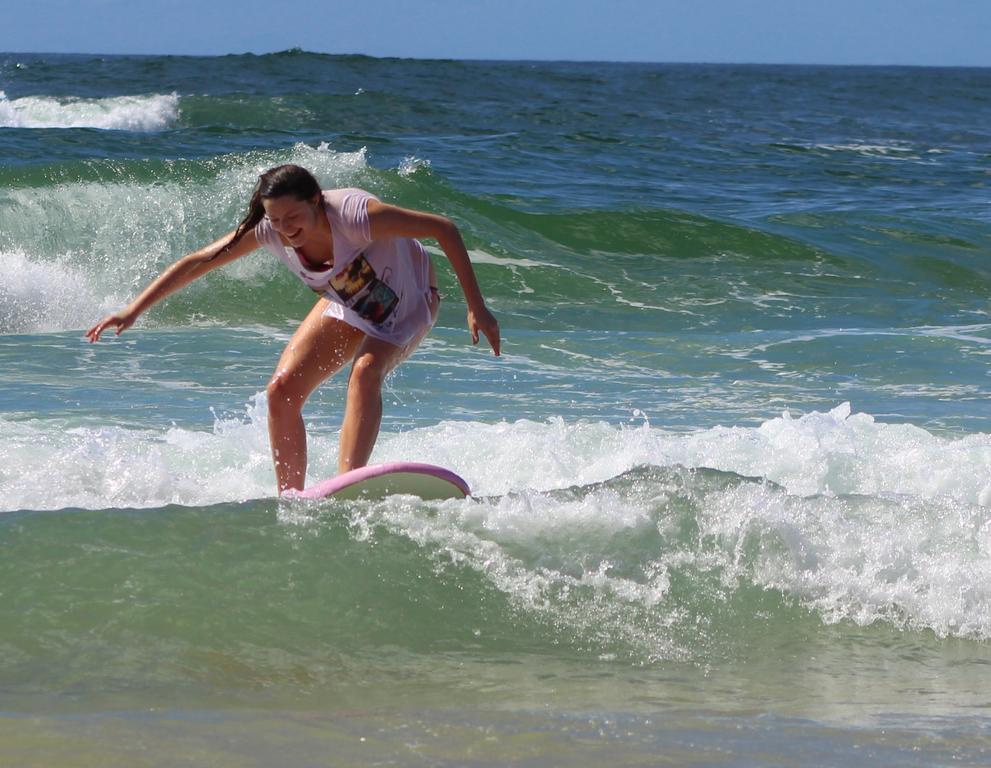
85 229 260 342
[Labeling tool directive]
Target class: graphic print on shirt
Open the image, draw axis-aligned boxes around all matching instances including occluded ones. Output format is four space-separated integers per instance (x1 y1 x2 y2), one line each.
329 254 399 325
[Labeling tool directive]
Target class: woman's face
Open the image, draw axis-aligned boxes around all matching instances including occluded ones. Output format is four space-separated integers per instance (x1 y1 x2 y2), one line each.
262 194 323 248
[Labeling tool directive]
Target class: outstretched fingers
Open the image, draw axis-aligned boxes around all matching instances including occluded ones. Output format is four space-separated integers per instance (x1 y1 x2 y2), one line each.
85 313 132 343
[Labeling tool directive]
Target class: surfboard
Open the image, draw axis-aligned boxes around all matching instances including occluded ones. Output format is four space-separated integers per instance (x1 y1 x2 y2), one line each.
284 462 471 501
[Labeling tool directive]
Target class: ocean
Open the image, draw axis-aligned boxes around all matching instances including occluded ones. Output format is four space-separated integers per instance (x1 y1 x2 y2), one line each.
1 51 990 766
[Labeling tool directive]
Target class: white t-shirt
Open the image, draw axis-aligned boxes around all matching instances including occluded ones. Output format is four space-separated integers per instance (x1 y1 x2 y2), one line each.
254 188 433 346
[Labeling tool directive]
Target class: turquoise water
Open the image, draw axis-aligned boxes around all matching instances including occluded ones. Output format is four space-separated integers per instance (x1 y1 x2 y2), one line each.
2 52 991 765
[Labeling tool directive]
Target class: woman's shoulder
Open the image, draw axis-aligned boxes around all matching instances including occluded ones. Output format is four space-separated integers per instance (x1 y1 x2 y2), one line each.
324 188 380 244
323 187 381 209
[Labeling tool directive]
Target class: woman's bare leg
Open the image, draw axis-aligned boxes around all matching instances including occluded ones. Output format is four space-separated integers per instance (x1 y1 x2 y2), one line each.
338 287 440 474
267 298 363 493
337 337 398 473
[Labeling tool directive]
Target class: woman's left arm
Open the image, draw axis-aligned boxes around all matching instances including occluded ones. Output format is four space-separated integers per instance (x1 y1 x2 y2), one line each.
366 200 500 356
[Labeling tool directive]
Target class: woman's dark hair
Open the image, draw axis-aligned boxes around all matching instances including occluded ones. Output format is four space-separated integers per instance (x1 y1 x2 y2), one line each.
216 164 322 258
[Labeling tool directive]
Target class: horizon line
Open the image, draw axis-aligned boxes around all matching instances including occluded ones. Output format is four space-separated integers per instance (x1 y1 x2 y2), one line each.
3 48 990 70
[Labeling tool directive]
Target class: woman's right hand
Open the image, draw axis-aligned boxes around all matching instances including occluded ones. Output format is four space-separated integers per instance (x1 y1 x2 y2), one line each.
86 310 136 343
83 229 257 345
467 304 501 356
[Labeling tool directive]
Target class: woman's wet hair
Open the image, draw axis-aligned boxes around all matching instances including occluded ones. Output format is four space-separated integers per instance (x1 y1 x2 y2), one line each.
216 164 322 258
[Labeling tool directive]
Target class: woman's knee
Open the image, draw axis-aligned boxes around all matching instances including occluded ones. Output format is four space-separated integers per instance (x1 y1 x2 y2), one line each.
267 368 306 415
347 353 388 399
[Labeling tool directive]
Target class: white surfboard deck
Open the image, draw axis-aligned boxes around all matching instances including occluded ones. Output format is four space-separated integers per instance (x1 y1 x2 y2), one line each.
284 462 470 501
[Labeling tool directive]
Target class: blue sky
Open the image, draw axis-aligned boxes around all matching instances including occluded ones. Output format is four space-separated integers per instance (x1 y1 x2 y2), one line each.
2 0 990 66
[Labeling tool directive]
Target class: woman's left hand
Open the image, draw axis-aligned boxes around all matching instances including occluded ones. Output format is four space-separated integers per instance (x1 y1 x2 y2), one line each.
468 305 501 356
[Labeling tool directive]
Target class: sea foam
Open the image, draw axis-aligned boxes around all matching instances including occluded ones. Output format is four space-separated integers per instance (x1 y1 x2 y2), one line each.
2 402 989 646
0 249 125 333
3 400 987 511
0 91 179 131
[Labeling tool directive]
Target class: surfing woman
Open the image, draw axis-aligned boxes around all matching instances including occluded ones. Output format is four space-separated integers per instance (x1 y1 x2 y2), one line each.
87 164 500 493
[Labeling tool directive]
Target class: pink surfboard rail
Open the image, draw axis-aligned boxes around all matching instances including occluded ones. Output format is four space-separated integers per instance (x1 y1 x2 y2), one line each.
283 462 471 501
